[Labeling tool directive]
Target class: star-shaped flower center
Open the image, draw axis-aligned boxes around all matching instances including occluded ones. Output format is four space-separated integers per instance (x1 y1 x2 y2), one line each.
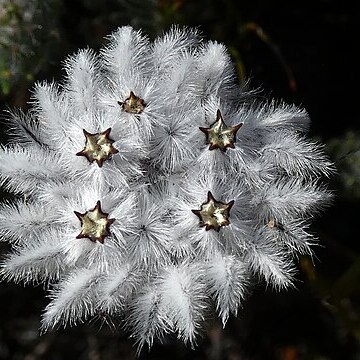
118 91 145 114
191 191 234 232
267 218 284 231
199 109 242 152
74 200 115 244
76 128 118 167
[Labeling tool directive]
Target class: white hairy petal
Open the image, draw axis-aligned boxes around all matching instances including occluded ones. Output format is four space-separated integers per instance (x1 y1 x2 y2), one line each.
206 254 249 325
41 268 100 330
128 286 170 352
159 264 207 343
1 240 65 284
0 145 64 194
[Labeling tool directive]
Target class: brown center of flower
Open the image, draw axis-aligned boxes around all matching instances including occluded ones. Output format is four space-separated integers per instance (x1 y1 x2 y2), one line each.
192 191 234 232
76 128 118 167
74 200 115 244
199 109 242 152
118 91 145 114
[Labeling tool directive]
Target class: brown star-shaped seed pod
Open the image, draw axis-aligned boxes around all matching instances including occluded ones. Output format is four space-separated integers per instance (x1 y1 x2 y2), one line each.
191 191 235 232
118 91 145 114
74 200 115 244
76 128 118 167
267 218 285 231
199 109 242 152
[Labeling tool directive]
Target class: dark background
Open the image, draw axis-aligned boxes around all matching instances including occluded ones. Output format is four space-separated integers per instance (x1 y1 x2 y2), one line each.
1 0 359 359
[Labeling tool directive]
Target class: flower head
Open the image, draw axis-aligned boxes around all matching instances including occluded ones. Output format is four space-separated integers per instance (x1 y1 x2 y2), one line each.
199 110 243 152
76 128 119 167
192 191 234 231
0 26 334 352
74 200 115 243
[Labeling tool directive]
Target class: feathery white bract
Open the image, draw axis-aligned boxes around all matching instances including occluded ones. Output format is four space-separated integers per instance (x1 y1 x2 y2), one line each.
0 26 334 351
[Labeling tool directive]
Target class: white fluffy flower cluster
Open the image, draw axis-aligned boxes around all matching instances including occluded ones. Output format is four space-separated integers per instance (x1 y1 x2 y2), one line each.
0 26 333 350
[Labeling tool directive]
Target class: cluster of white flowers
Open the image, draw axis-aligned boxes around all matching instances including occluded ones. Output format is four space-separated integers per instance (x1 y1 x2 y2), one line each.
0 26 333 351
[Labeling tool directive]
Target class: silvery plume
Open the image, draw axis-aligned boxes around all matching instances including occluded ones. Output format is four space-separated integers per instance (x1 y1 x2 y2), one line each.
0 26 334 351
